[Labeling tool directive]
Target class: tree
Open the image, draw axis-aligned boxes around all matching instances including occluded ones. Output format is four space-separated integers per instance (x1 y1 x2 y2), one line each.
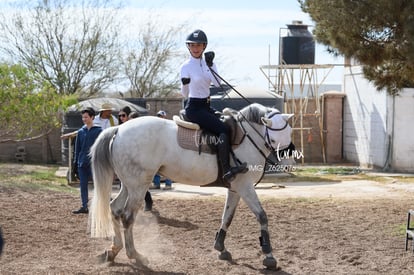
0 0 122 96
0 63 76 142
300 0 414 94
122 20 186 98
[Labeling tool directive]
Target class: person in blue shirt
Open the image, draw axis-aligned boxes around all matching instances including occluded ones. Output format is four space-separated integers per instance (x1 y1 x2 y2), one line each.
72 107 102 214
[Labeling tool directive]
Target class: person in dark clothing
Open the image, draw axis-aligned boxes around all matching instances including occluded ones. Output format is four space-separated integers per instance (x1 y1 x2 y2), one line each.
72 107 102 214
118 106 132 124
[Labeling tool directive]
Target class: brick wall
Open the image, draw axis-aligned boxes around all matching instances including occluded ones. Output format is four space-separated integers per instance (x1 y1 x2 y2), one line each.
286 93 345 164
323 92 346 163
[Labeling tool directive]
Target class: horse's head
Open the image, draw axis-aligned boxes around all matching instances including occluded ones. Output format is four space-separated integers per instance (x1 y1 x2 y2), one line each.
261 109 293 152
239 103 293 153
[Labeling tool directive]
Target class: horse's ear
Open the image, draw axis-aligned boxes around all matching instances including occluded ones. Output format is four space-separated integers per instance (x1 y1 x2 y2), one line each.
261 117 272 127
282 114 294 121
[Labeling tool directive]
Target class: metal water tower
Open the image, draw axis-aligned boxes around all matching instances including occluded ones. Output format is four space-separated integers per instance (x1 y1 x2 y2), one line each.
279 20 315 65
260 20 336 163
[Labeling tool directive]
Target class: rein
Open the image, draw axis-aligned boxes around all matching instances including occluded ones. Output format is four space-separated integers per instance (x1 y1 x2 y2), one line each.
209 64 290 168
209 66 252 104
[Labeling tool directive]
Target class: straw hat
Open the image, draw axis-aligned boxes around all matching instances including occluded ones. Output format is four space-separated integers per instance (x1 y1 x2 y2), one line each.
99 103 114 111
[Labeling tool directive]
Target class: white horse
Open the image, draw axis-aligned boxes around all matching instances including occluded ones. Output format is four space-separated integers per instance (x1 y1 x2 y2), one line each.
89 103 293 270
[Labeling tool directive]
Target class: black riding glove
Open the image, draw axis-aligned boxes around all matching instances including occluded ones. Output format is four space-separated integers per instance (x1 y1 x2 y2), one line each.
204 51 215 67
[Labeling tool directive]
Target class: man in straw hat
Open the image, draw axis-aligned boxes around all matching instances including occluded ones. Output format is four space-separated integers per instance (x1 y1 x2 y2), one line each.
93 102 119 130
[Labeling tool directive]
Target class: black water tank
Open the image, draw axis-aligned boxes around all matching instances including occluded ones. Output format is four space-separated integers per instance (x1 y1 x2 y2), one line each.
280 20 315 65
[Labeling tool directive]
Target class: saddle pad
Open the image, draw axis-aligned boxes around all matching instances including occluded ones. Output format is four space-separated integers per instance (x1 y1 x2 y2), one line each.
177 126 215 154
173 115 200 130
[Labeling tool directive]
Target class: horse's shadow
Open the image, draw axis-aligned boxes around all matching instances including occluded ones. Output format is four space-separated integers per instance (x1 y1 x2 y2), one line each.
225 258 292 275
98 254 291 275
143 212 292 274
103 261 186 275
150 210 199 230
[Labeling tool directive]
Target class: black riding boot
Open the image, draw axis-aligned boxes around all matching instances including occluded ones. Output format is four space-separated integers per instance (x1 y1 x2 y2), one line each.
218 133 247 186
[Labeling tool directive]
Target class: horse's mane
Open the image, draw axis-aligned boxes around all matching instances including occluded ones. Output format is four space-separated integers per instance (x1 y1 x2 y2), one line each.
238 103 273 123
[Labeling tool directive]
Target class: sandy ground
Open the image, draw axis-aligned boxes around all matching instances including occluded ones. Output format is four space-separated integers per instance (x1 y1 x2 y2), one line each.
149 173 414 200
1 166 414 274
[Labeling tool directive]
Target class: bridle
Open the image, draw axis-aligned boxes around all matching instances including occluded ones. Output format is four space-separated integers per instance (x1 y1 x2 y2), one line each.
264 110 289 151
239 110 290 167
208 64 292 167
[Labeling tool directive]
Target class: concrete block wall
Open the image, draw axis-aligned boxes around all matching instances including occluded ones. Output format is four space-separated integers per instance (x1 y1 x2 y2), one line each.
343 66 388 168
145 98 183 119
389 88 414 172
0 128 61 164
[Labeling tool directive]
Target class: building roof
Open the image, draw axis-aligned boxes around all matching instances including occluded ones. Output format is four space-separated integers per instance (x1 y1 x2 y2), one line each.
211 86 283 99
66 98 148 114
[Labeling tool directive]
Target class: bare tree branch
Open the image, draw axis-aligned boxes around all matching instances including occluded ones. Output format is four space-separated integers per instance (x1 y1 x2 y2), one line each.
123 20 186 98
0 0 122 96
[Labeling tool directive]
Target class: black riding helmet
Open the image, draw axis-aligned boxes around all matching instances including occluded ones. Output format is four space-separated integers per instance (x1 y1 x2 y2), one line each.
186 29 208 44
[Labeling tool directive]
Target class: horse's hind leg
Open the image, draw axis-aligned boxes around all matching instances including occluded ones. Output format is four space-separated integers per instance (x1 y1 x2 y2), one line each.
120 182 149 265
103 181 149 265
103 184 128 262
237 183 277 270
214 190 241 261
122 208 148 265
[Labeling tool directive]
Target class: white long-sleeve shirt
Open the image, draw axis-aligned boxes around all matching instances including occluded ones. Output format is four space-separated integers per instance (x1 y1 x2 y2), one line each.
180 56 220 98
93 114 118 130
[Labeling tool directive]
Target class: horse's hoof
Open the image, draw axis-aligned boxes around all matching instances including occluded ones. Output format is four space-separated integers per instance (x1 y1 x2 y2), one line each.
130 252 149 266
137 254 149 266
105 249 116 262
96 252 107 264
218 250 232 261
263 256 277 270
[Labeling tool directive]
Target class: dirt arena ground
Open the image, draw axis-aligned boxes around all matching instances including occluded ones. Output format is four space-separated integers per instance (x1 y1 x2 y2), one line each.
1 165 414 274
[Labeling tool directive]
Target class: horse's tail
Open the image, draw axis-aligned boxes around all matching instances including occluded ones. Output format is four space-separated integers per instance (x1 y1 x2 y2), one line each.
89 127 118 238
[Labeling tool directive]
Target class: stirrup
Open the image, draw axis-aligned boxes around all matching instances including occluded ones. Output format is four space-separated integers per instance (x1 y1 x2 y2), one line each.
233 162 248 174
223 162 248 183
236 162 248 174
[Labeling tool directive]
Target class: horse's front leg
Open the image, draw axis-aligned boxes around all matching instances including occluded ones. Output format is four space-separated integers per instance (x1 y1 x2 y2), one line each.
214 189 240 261
237 183 277 270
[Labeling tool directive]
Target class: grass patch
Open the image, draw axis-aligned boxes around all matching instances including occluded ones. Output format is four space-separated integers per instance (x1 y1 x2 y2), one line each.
394 223 407 237
0 163 75 193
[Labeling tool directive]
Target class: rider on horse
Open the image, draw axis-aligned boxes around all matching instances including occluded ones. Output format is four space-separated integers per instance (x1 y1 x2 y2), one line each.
180 29 247 186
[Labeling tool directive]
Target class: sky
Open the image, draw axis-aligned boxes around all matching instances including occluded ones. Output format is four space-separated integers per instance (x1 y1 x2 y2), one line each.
125 0 345 91
0 0 344 92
